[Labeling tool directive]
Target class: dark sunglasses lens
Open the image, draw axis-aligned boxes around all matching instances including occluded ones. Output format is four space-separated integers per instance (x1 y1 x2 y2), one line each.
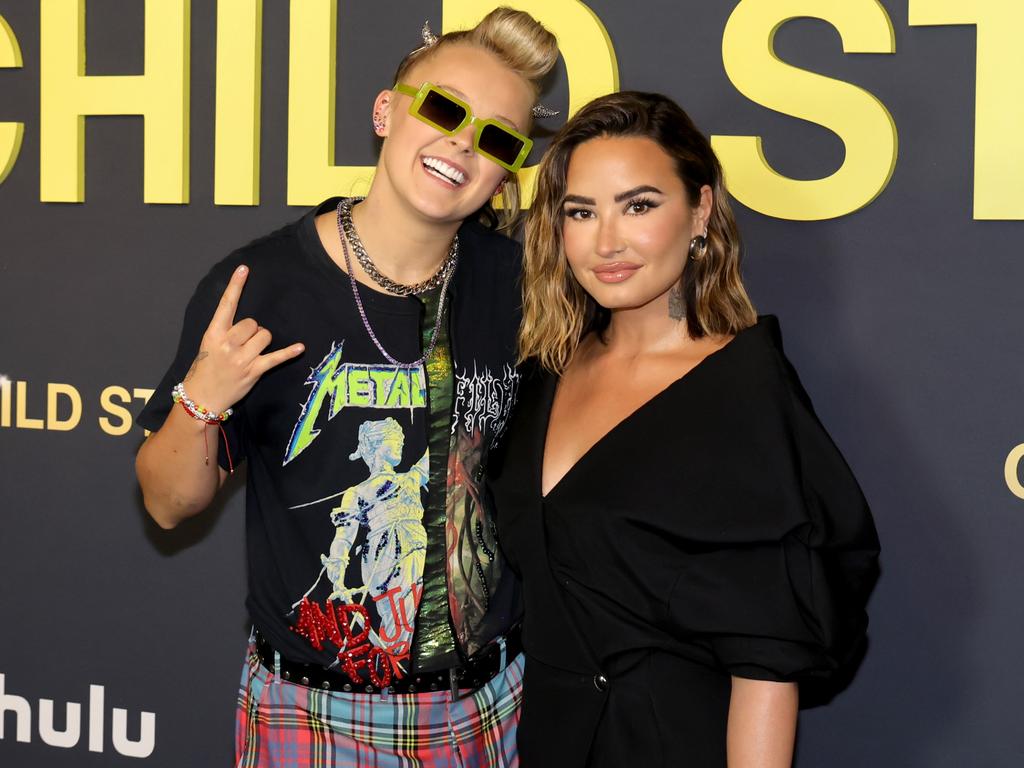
478 124 525 166
418 90 466 131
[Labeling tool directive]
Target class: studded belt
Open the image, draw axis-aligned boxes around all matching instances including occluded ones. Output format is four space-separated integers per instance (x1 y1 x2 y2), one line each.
255 626 522 696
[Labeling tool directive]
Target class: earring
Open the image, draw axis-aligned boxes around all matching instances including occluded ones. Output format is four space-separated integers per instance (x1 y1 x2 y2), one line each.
688 235 708 261
372 114 386 135
494 179 507 197
689 223 709 260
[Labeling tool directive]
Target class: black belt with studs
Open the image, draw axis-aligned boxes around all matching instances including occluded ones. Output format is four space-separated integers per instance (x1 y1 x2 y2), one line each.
254 626 522 695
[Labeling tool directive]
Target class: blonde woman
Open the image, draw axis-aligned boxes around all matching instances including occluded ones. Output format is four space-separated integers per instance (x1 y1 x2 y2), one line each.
490 92 880 767
136 9 558 766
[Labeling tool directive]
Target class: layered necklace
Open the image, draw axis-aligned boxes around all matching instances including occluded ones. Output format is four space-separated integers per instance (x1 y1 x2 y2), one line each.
336 198 458 369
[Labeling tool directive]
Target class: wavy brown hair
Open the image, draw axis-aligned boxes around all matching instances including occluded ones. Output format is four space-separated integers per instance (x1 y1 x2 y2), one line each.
520 91 757 372
393 8 559 231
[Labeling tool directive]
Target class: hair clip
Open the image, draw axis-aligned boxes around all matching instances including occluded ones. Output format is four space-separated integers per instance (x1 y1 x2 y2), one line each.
421 20 439 47
532 104 560 119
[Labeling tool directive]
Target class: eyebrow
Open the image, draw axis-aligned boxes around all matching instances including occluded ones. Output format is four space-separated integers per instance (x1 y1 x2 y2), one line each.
562 186 665 206
614 185 663 202
435 82 522 132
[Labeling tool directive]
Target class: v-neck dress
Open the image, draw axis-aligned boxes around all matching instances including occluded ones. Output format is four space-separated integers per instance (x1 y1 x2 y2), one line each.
489 316 880 768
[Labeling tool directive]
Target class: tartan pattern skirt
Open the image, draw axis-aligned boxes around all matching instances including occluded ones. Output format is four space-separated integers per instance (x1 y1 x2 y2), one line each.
235 641 524 768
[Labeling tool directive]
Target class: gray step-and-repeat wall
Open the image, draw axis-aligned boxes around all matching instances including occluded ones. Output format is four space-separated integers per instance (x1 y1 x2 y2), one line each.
2 1 1022 765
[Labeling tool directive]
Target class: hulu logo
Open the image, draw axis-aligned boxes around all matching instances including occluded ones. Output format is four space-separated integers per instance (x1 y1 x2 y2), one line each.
0 674 155 758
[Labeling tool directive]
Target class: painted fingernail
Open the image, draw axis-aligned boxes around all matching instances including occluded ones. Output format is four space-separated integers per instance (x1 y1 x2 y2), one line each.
237 265 248 274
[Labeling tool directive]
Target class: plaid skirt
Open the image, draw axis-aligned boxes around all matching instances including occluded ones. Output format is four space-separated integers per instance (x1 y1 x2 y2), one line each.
235 640 524 768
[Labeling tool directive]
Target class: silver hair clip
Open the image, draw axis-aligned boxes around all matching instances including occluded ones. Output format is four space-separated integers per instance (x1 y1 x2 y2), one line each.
421 20 439 47
532 104 560 119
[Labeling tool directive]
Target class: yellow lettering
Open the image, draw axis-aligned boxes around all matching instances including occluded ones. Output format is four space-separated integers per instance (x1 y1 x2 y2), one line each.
215 0 262 205
711 0 897 221
0 14 24 185
442 0 619 206
1005 444 1024 500
47 382 82 431
286 0 373 205
286 1 618 207
909 1 1024 219
134 387 155 435
133 387 155 403
39 0 191 203
15 381 44 430
99 385 133 436
0 377 10 427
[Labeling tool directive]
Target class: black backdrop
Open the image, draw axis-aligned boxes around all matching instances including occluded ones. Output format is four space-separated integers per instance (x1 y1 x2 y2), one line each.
2 1 1023 765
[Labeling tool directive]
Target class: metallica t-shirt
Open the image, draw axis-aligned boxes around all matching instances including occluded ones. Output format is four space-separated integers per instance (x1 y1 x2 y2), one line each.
138 198 523 688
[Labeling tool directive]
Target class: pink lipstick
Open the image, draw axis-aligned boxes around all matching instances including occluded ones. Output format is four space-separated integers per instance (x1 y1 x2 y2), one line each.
592 262 642 283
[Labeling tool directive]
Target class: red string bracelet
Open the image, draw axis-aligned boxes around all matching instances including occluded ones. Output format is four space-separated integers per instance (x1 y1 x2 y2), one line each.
171 382 235 474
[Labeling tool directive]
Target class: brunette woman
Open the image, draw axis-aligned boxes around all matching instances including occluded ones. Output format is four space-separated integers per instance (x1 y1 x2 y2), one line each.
490 91 880 767
135 9 558 767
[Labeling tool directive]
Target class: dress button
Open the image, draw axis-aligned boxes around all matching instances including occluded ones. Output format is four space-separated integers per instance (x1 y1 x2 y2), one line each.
593 674 609 692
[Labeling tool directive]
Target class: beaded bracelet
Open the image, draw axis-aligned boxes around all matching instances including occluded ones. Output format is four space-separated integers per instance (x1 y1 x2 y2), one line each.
171 382 233 422
171 382 234 474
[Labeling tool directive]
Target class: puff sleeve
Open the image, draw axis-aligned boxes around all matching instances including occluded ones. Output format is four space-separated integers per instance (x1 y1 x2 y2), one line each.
665 334 880 685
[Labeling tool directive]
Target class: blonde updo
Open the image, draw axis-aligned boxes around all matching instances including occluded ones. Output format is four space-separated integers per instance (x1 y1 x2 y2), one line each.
393 8 559 230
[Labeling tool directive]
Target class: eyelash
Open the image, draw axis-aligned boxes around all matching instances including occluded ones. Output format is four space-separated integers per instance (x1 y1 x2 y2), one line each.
562 197 660 220
626 196 658 215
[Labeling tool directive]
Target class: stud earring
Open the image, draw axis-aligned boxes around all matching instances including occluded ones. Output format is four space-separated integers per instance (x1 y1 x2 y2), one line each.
372 114 386 134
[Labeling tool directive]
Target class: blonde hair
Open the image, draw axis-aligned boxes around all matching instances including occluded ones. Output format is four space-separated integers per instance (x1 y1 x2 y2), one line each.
393 8 559 231
520 91 757 373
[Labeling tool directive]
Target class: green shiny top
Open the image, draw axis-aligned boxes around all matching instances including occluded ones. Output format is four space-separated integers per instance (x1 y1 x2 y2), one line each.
410 286 459 671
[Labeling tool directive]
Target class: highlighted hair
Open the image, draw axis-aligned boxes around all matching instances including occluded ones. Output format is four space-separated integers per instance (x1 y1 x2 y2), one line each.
393 8 559 230
520 91 757 373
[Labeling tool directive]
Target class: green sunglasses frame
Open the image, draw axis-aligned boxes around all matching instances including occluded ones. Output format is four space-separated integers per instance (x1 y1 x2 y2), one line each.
393 82 533 173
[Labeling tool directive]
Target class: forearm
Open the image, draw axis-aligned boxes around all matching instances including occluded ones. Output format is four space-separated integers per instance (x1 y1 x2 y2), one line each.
726 677 798 768
136 405 226 528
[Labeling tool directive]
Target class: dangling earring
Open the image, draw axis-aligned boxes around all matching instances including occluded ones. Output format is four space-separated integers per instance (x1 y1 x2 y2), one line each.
688 224 709 261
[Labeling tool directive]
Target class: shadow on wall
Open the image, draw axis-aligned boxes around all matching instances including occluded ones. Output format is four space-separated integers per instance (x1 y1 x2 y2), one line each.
744 221 976 768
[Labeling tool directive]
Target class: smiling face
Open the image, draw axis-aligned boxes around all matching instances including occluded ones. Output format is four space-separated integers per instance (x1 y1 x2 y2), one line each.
373 43 534 226
561 135 711 313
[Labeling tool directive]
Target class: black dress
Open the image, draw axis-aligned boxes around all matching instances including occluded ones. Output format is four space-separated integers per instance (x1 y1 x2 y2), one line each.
489 316 880 767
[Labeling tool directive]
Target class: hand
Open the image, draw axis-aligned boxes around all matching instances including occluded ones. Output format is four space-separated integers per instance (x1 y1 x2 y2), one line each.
184 265 304 414
321 552 350 585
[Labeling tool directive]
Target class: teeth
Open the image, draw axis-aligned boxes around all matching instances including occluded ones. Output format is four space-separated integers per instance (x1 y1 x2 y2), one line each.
422 157 466 185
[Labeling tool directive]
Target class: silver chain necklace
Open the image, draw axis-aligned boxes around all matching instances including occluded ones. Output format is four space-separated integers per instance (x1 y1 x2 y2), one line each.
337 198 458 296
336 200 457 369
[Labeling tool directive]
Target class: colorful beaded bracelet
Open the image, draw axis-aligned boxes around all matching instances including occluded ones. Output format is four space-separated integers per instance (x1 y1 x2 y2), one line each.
171 382 233 423
171 382 235 474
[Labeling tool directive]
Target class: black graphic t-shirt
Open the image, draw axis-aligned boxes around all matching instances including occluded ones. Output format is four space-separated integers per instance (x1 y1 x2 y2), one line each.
139 198 522 686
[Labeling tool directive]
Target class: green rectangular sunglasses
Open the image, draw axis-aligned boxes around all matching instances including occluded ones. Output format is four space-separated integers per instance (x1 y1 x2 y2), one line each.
393 82 533 173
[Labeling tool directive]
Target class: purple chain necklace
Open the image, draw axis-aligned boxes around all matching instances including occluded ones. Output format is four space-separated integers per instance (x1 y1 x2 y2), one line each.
337 201 457 369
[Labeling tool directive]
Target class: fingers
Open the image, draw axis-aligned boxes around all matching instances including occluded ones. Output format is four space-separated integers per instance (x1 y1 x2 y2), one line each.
226 317 259 345
253 342 306 377
209 265 249 332
241 325 273 356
